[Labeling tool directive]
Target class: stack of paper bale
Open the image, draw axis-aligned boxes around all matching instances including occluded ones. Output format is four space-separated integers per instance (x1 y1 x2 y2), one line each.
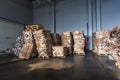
12 35 24 56
73 31 85 55
33 29 52 59
51 33 61 46
61 32 73 55
108 26 120 68
110 26 120 48
52 46 69 58
19 31 35 59
18 25 44 59
93 30 111 56
25 24 44 31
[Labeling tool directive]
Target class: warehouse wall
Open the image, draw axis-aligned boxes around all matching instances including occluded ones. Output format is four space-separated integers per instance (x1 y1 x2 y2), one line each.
100 0 120 30
0 0 33 24
33 0 93 49
56 0 92 49
33 0 120 49
56 0 88 34
0 19 24 51
33 0 88 34
33 5 53 31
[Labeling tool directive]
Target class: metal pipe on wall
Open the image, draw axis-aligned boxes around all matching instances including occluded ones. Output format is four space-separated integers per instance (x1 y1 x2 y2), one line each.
53 0 56 33
87 0 93 49
100 0 102 30
51 0 56 33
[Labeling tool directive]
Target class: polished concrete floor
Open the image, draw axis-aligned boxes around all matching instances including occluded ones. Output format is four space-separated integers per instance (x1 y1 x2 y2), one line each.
0 53 19 64
0 52 120 80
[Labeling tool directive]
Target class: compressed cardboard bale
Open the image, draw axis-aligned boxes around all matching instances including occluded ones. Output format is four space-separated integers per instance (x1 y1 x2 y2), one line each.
109 38 120 48
37 48 51 59
23 31 33 44
44 30 53 57
61 32 73 55
19 42 34 59
45 30 53 47
111 26 120 39
109 44 120 69
19 43 29 59
95 30 110 39
93 30 111 56
24 43 34 59
19 30 35 59
33 29 52 59
52 46 69 58
105 26 120 68
97 38 111 56
73 31 85 55
25 24 44 31
115 61 120 69
111 26 120 47
12 35 24 56
51 33 61 46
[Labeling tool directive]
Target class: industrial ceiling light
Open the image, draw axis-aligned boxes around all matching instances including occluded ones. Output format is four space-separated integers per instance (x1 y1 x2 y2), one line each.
32 0 52 6
32 0 41 4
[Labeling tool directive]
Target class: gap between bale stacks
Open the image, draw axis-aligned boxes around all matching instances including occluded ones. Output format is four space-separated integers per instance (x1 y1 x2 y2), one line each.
61 32 73 55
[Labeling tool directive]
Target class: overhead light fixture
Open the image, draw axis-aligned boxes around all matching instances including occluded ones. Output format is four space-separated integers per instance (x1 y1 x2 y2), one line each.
32 0 41 4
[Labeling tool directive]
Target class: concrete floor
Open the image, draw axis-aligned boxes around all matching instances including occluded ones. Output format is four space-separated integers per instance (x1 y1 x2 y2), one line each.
0 52 120 80
0 53 19 64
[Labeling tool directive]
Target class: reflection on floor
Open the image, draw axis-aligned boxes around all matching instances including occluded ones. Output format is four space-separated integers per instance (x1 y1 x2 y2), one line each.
0 51 120 80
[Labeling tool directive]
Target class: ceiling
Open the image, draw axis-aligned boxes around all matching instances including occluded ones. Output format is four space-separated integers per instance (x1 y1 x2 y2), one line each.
29 0 35 2
29 0 64 3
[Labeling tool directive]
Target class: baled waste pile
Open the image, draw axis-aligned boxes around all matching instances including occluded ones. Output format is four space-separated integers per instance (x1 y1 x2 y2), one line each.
19 31 35 59
110 26 120 47
25 24 44 31
93 26 120 68
52 46 69 58
61 32 73 55
33 29 52 59
12 24 86 59
19 25 44 59
12 35 24 56
73 31 85 55
108 26 120 68
93 30 111 56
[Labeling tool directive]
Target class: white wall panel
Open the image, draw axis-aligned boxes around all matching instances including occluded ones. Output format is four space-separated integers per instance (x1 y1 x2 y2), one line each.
0 19 24 51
